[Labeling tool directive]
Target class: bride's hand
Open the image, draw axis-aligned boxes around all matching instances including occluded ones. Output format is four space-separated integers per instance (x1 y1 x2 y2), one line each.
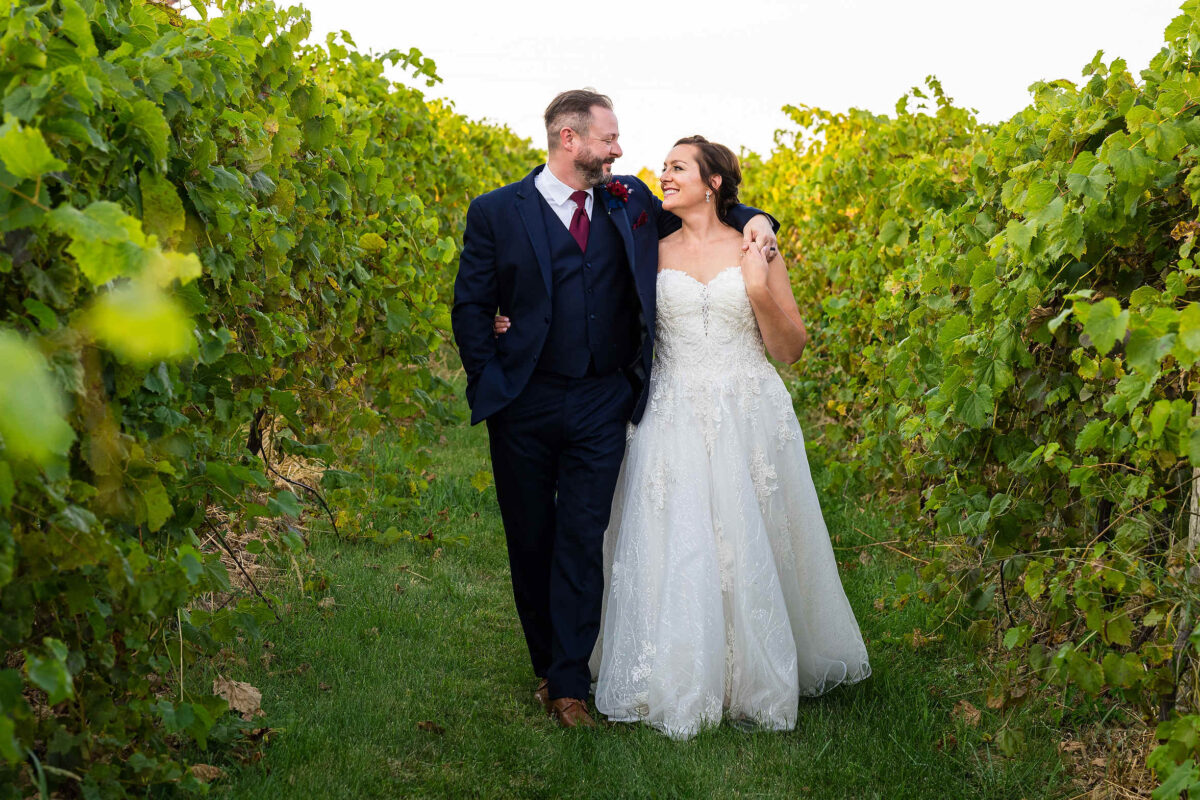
740 241 771 291
493 315 511 337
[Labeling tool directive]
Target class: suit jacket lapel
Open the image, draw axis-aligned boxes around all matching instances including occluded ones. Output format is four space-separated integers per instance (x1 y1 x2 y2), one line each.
600 189 637 277
516 167 554 298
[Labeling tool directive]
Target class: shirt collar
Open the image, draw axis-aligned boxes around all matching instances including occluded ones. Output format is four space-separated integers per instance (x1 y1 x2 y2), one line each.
540 164 591 207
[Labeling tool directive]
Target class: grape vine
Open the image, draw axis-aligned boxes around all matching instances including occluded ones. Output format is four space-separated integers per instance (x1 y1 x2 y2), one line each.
0 0 537 795
741 0 1200 787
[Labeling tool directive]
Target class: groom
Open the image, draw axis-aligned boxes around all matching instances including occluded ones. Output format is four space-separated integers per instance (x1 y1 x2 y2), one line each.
451 89 778 727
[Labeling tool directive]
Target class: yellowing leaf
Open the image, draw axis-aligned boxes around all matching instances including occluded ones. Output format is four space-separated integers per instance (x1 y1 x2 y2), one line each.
470 470 493 492
86 281 196 364
358 232 386 251
145 250 202 287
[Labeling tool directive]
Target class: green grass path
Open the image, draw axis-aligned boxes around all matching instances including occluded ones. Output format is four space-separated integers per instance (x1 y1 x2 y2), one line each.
215 410 1071 799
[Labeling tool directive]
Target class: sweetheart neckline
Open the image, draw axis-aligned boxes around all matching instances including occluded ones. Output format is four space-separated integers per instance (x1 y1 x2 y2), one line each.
656 265 742 288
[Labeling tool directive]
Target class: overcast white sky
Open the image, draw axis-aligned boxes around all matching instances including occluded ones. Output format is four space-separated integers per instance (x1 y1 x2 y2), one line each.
295 0 1183 174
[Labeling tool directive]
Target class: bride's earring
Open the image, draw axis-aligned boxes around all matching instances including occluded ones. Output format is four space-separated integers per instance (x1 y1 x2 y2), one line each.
705 190 712 203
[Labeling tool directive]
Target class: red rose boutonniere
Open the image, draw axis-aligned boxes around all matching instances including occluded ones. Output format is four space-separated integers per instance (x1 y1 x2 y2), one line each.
603 180 630 211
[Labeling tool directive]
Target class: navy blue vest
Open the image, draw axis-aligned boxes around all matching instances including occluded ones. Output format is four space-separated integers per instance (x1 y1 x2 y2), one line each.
536 192 638 378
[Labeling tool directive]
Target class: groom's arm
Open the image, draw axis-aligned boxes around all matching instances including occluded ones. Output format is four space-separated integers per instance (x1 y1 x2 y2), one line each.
451 200 500 382
634 177 780 240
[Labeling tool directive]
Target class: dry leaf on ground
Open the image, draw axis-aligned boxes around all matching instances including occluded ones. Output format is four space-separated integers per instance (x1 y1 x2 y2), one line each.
213 676 263 719
952 699 981 727
190 764 224 782
317 596 336 609
418 720 445 735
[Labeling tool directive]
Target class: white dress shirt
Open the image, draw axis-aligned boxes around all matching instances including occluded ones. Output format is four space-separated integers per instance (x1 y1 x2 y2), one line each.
535 165 593 230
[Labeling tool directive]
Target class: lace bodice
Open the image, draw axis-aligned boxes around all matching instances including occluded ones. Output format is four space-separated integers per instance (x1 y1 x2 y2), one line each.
653 267 776 382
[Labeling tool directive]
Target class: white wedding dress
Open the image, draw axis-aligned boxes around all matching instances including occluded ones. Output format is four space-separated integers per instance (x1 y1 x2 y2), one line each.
591 265 870 740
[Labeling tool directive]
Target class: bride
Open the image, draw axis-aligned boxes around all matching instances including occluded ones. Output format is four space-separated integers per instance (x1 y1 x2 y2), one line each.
496 136 870 739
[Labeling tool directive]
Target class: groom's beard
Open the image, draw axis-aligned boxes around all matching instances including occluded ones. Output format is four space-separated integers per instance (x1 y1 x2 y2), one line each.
575 152 614 186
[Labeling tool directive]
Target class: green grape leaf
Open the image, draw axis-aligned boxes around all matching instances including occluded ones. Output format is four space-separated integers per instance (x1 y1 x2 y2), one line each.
0 114 66 180
1067 157 1112 202
1152 762 1200 800
1067 651 1104 694
1023 180 1057 213
1149 400 1172 438
1024 563 1046 600
1179 302 1200 351
0 461 14 511
1075 419 1107 451
1104 613 1133 646
1189 427 1200 468
60 0 98 57
47 201 151 286
1101 652 1141 689
0 713 18 765
1125 327 1175 373
268 490 303 518
1107 133 1152 186
954 382 993 429
937 314 970 352
1078 297 1128 355
136 475 173 532
25 638 73 705
1006 219 1035 252
128 99 170 166
0 331 74 465
139 170 184 248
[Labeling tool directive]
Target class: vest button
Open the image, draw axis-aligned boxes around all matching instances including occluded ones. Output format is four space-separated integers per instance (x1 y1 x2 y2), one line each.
589 314 596 320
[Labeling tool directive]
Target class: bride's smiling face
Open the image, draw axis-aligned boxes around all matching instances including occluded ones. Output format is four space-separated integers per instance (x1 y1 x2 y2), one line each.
659 144 719 213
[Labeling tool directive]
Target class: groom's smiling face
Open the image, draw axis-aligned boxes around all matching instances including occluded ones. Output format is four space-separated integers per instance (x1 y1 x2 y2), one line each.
574 106 622 186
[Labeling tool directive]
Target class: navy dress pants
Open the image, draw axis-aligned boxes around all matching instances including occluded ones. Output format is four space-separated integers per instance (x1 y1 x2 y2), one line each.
485 370 634 701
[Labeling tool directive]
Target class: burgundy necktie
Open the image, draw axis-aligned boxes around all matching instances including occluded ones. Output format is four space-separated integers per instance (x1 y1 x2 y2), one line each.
568 189 590 252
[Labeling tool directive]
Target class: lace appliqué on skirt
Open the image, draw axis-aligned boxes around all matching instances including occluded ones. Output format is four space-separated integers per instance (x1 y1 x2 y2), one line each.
592 266 871 740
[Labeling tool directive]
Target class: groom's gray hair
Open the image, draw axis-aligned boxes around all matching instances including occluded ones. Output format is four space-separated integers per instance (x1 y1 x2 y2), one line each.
544 89 613 151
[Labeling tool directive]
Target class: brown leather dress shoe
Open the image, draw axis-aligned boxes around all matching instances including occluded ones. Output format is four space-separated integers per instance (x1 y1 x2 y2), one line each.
549 697 597 728
533 678 551 714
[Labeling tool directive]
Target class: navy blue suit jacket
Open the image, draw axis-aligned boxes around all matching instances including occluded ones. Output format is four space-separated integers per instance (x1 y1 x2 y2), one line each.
451 165 778 425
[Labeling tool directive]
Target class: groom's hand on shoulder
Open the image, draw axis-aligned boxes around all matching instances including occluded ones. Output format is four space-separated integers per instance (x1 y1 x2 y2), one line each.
742 215 779 262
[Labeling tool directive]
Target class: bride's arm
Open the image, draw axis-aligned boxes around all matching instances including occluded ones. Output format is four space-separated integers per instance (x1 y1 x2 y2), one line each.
742 243 808 364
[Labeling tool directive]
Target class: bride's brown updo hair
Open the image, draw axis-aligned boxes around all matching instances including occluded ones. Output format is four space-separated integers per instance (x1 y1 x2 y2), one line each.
674 135 741 220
